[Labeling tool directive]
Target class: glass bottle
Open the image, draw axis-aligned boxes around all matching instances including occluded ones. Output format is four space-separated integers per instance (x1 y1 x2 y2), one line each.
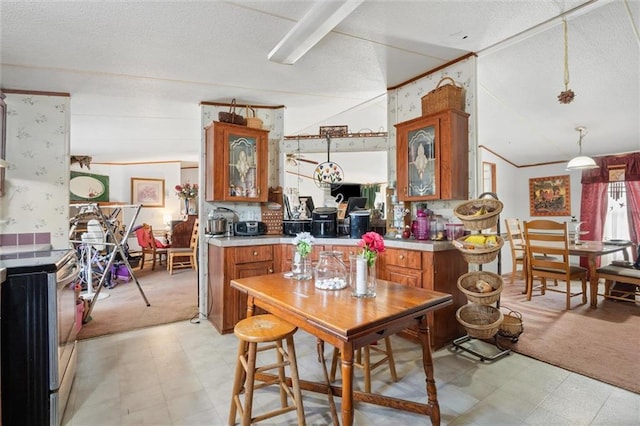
314 251 347 290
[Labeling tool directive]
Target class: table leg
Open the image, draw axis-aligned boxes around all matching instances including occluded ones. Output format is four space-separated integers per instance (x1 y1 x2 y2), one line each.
418 316 440 426
340 342 355 426
587 255 599 308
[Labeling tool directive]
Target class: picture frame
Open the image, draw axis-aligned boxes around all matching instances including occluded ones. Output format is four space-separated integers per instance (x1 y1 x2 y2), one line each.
529 175 571 216
131 177 165 207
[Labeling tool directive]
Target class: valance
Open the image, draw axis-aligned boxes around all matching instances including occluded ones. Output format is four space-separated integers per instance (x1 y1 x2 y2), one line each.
581 152 640 184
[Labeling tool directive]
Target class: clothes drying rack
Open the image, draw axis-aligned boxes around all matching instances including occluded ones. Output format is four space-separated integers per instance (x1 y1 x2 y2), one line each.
69 203 150 322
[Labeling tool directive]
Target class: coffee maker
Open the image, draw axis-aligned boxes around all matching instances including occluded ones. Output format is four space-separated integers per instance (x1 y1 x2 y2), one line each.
311 207 338 238
348 209 370 239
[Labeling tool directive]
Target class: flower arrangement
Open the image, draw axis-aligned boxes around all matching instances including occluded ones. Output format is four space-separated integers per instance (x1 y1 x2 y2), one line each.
357 231 385 266
175 182 198 200
292 232 314 258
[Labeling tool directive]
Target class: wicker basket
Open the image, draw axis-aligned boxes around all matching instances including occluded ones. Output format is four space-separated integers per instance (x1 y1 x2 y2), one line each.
454 235 504 264
245 106 264 129
421 77 465 115
457 271 503 305
456 304 503 339
453 198 504 230
261 206 283 235
498 309 523 338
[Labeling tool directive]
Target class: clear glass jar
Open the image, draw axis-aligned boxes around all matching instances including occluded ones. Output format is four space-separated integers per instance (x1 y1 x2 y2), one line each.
314 251 347 290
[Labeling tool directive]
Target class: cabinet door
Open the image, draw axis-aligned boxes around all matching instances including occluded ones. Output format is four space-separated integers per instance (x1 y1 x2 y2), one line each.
205 121 268 202
231 261 275 327
384 265 422 287
396 115 440 201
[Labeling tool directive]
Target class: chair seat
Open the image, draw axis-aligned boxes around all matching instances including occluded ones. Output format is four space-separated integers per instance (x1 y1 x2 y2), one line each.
533 265 587 275
168 247 191 255
234 314 297 343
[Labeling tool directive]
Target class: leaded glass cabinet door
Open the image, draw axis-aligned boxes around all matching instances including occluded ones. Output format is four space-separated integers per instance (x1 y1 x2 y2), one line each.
206 121 268 202
396 115 441 201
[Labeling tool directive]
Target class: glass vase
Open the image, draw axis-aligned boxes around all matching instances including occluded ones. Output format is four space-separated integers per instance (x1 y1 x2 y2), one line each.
291 248 312 280
314 251 347 290
183 198 190 215
350 253 377 298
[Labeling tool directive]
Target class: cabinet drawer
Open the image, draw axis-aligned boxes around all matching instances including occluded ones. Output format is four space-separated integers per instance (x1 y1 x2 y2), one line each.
384 248 421 269
385 265 422 287
232 245 273 263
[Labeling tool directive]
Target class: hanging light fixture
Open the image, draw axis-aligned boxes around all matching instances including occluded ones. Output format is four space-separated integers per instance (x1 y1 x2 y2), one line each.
566 126 598 170
558 18 576 104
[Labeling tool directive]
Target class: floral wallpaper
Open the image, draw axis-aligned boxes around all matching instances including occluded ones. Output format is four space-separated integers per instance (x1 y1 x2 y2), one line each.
0 93 71 249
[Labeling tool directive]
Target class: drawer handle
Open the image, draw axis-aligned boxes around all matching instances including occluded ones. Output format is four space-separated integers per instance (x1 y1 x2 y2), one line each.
268 268 273 273
399 255 405 260
253 251 258 256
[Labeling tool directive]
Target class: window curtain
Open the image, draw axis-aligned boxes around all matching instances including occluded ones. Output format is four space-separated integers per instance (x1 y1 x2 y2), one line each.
625 180 640 260
360 184 380 209
579 152 640 268
579 182 608 270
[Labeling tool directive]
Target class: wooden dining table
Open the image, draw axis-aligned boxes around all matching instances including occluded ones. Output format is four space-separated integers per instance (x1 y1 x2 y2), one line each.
523 240 633 308
231 273 453 426
567 240 633 308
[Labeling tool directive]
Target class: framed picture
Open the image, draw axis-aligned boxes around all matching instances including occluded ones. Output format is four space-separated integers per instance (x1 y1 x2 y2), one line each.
70 171 110 202
529 175 571 216
131 177 165 207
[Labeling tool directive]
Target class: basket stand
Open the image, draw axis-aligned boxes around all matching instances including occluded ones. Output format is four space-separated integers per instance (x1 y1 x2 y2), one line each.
451 192 512 362
451 334 511 362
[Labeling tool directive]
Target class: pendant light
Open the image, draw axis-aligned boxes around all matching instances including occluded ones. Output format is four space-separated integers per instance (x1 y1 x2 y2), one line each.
566 126 598 170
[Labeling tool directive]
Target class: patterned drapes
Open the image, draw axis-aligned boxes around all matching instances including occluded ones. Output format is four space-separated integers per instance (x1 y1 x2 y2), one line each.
581 152 640 184
579 182 608 270
625 180 640 260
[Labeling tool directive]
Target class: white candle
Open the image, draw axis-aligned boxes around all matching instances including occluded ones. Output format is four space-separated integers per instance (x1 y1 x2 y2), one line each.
356 256 367 294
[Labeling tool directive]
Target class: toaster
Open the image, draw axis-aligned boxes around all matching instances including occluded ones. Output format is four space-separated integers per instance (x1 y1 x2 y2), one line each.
234 221 267 236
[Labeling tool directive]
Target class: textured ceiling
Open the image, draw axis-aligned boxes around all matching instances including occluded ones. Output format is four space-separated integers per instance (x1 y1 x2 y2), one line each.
1 0 638 164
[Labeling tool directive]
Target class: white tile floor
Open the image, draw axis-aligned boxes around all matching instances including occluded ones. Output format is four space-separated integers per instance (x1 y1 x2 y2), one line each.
63 320 640 425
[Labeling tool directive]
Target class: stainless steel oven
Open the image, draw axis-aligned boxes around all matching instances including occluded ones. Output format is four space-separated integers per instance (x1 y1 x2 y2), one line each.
1 249 80 426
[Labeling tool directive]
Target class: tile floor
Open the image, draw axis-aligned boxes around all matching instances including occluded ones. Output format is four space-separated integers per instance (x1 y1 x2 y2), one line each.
63 320 640 425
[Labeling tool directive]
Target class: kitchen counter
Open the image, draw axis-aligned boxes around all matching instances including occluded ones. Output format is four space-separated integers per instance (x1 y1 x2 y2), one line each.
205 234 456 252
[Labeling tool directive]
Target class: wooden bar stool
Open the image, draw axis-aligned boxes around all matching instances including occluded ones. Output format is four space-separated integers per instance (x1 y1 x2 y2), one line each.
229 314 305 426
329 337 398 393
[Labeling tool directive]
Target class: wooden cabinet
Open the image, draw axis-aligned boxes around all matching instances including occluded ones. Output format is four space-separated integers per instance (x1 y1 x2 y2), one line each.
277 243 326 273
395 109 469 201
377 246 467 349
207 244 275 334
204 121 269 202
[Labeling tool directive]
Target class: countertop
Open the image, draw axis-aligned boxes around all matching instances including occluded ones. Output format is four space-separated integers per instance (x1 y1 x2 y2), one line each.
205 234 456 252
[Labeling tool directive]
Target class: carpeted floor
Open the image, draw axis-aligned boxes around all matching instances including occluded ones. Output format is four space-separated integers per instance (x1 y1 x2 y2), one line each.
498 277 640 394
77 266 199 340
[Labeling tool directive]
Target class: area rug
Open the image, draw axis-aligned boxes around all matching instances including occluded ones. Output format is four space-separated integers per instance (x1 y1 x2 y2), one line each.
77 267 199 340
498 279 640 394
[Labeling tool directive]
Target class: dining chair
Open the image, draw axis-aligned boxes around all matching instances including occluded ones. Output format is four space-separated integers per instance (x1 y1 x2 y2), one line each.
167 218 199 275
134 224 169 271
504 218 526 284
523 219 587 310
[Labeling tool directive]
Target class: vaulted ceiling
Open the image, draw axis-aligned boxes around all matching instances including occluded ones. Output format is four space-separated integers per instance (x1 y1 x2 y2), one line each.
1 0 638 165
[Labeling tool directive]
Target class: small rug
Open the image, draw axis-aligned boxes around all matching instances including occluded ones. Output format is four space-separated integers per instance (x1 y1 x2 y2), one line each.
498 279 640 394
77 267 199 340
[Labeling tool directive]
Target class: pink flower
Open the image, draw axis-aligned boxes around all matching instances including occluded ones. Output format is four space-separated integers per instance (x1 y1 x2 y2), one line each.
357 231 385 266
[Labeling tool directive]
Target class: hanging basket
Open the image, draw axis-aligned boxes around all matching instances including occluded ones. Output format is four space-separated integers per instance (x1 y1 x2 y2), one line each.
456 304 503 339
453 198 504 230
245 106 264 129
457 271 503 305
453 235 504 264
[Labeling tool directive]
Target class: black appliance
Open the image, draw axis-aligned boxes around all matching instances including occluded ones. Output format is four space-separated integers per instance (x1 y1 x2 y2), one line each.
311 207 338 238
349 209 371 239
282 219 312 236
0 249 80 426
234 221 267 236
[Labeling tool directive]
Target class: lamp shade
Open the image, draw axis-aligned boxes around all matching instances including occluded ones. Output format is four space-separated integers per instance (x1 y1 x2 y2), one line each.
566 155 599 170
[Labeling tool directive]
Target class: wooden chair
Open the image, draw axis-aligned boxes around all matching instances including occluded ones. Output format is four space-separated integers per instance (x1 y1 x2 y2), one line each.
167 218 199 275
523 219 587 310
595 265 640 305
328 337 398 393
134 224 169 271
504 218 526 284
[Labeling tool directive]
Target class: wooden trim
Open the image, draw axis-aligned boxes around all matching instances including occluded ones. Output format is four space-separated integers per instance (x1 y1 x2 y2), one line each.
200 101 285 109
387 52 476 91
479 145 567 169
1 88 71 97
92 160 185 166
